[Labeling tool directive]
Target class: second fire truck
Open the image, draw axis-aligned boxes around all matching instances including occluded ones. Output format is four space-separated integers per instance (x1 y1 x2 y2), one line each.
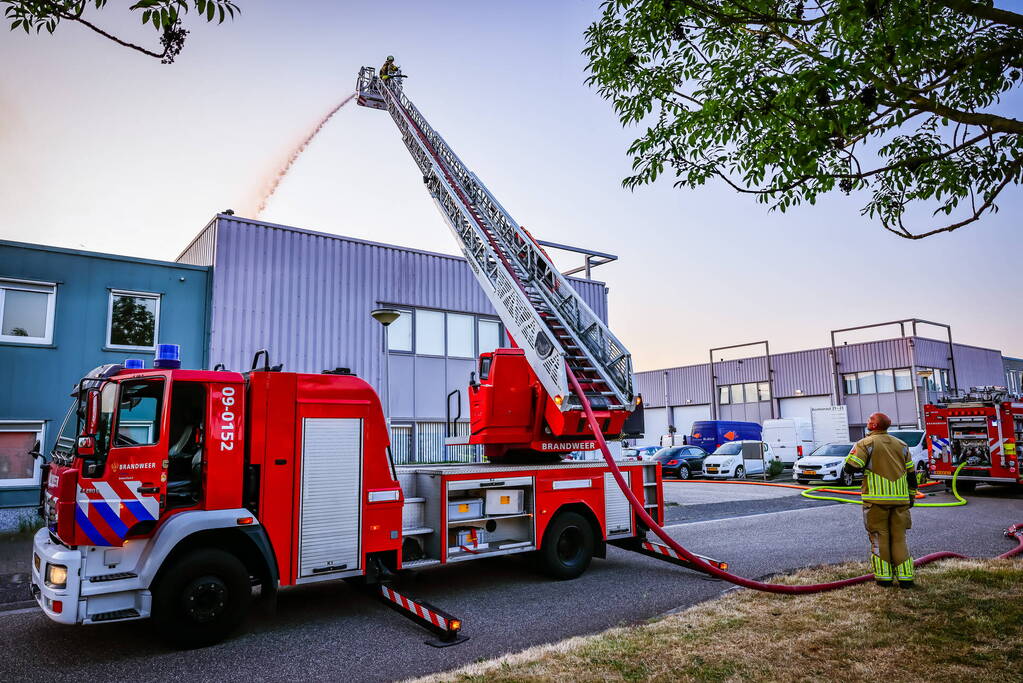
925 387 1023 491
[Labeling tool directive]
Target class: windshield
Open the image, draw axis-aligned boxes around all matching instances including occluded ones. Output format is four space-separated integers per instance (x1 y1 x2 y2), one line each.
52 401 81 460
655 448 684 462
890 431 923 447
712 442 744 456
808 443 852 457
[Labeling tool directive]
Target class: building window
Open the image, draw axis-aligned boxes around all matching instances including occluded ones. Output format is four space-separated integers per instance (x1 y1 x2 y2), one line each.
744 383 758 403
843 373 857 395
0 278 56 345
388 309 413 352
718 385 730 404
446 313 475 358
918 367 949 393
857 371 876 395
414 309 445 356
478 319 502 354
894 368 913 391
108 290 159 350
875 369 895 393
0 421 44 487
758 382 771 401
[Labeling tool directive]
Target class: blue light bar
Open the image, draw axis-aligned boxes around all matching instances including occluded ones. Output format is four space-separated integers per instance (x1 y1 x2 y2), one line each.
154 343 181 369
124 359 145 370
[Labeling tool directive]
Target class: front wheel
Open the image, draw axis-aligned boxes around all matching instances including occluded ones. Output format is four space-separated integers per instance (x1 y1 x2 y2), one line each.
538 511 595 580
152 548 251 648
734 466 746 480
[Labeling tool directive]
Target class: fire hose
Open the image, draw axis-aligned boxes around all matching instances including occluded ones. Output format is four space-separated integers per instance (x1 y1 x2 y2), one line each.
800 461 969 508
566 369 1023 594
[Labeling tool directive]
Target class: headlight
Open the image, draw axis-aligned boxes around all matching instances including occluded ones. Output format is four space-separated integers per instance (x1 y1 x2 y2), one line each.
825 461 842 468
46 563 68 589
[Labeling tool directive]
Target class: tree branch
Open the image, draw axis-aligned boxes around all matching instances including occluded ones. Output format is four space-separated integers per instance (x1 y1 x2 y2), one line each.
61 11 166 59
880 157 1022 239
935 0 1023 29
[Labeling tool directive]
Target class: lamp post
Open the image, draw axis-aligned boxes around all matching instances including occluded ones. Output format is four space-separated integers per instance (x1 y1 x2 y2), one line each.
371 308 401 427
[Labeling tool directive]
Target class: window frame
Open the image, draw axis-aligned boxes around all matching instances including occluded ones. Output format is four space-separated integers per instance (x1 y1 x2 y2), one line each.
718 385 730 405
856 371 877 395
386 308 413 354
106 288 161 351
758 381 771 401
843 373 858 395
0 278 56 345
874 369 895 393
445 312 476 359
0 420 45 488
894 368 913 391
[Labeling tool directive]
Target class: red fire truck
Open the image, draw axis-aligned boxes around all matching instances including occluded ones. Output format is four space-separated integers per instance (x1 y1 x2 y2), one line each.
29 66 714 647
924 387 1023 492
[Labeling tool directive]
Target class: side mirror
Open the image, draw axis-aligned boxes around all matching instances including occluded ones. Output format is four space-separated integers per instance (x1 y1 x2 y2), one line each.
29 439 43 461
77 388 100 456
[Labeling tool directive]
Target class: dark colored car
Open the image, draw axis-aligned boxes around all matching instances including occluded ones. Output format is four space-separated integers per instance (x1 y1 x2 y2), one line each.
655 446 709 479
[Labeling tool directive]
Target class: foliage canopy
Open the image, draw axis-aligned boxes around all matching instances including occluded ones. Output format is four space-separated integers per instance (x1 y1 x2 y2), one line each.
584 0 1023 238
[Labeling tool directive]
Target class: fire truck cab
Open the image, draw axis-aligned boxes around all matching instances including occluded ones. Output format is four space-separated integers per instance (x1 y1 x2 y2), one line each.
32 357 662 646
924 387 1023 491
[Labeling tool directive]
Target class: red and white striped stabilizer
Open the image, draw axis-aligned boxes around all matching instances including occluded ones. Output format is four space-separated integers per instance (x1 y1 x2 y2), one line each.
641 540 729 571
378 585 458 633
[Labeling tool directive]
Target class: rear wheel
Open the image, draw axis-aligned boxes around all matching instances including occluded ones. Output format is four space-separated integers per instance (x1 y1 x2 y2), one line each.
734 466 746 480
538 511 595 580
678 465 691 480
948 480 975 494
153 548 251 648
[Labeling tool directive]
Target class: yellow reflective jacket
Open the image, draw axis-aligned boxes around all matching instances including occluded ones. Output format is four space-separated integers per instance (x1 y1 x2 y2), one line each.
380 61 399 79
845 431 916 504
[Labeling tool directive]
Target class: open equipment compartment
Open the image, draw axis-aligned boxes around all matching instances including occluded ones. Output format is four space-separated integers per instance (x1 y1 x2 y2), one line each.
445 475 536 561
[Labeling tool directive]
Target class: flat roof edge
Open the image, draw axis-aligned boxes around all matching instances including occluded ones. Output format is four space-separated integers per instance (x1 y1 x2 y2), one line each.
0 239 209 272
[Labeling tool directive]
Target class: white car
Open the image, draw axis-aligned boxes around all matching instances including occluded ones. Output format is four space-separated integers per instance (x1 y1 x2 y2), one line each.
702 441 777 479
888 429 929 483
793 442 857 486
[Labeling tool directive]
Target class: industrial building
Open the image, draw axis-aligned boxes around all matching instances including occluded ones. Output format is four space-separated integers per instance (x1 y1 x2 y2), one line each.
0 240 209 516
178 214 611 464
635 322 1016 444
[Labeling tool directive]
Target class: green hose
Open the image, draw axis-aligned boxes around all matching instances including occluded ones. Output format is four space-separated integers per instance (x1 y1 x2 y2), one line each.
800 461 969 507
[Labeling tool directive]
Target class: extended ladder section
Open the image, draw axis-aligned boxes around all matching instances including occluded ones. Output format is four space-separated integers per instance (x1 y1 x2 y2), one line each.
356 67 633 411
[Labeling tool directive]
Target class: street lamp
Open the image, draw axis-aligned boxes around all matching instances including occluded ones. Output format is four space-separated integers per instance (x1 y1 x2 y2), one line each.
371 308 402 426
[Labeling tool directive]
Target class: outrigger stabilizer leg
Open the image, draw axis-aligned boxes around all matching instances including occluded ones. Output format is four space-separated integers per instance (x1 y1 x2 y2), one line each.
371 583 469 647
611 538 730 573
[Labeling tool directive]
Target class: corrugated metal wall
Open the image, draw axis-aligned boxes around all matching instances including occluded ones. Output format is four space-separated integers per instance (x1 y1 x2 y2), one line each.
913 338 1005 388
184 215 609 387
834 338 913 374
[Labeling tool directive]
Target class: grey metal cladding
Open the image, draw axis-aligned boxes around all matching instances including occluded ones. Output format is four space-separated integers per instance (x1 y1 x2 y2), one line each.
190 216 609 385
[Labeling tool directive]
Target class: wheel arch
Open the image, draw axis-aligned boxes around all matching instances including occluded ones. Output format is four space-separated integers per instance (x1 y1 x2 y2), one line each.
140 510 278 597
546 502 606 559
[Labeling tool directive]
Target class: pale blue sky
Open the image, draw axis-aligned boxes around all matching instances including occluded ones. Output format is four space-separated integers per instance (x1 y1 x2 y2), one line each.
1 1 1020 368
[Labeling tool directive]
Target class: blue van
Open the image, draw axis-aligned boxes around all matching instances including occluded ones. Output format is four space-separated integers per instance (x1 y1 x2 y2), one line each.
689 420 762 453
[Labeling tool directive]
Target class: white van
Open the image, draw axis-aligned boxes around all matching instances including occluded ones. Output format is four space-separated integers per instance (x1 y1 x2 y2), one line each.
762 418 814 466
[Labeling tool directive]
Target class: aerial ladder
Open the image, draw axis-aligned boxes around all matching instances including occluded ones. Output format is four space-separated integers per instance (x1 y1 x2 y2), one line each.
356 66 637 460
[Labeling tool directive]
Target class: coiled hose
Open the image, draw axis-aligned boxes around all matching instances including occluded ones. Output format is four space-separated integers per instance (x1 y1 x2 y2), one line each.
566 369 1023 594
801 461 969 507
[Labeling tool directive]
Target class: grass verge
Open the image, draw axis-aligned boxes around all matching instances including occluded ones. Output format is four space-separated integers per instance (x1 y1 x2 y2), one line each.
418 559 1023 682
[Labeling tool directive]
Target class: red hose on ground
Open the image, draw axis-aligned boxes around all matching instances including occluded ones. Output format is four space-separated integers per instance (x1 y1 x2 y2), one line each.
566 370 1023 594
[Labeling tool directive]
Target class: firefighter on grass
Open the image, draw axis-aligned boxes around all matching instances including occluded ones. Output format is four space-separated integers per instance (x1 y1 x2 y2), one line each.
844 412 918 587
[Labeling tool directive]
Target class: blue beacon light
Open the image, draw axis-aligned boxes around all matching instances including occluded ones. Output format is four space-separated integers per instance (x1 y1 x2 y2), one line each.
154 344 182 369
124 359 145 370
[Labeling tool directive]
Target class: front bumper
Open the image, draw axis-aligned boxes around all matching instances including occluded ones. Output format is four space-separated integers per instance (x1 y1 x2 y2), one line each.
793 469 842 482
31 528 83 625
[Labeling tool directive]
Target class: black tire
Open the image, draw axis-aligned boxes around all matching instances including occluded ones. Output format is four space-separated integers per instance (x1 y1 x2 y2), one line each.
153 548 251 648
538 511 595 580
839 469 856 487
734 466 746 480
679 465 691 480
796 479 809 485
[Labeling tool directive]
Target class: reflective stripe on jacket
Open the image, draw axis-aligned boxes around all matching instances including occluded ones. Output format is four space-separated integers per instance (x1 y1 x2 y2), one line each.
845 431 914 504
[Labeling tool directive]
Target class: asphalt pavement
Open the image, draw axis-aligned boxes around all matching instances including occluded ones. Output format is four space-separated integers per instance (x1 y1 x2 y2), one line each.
1 484 1020 682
